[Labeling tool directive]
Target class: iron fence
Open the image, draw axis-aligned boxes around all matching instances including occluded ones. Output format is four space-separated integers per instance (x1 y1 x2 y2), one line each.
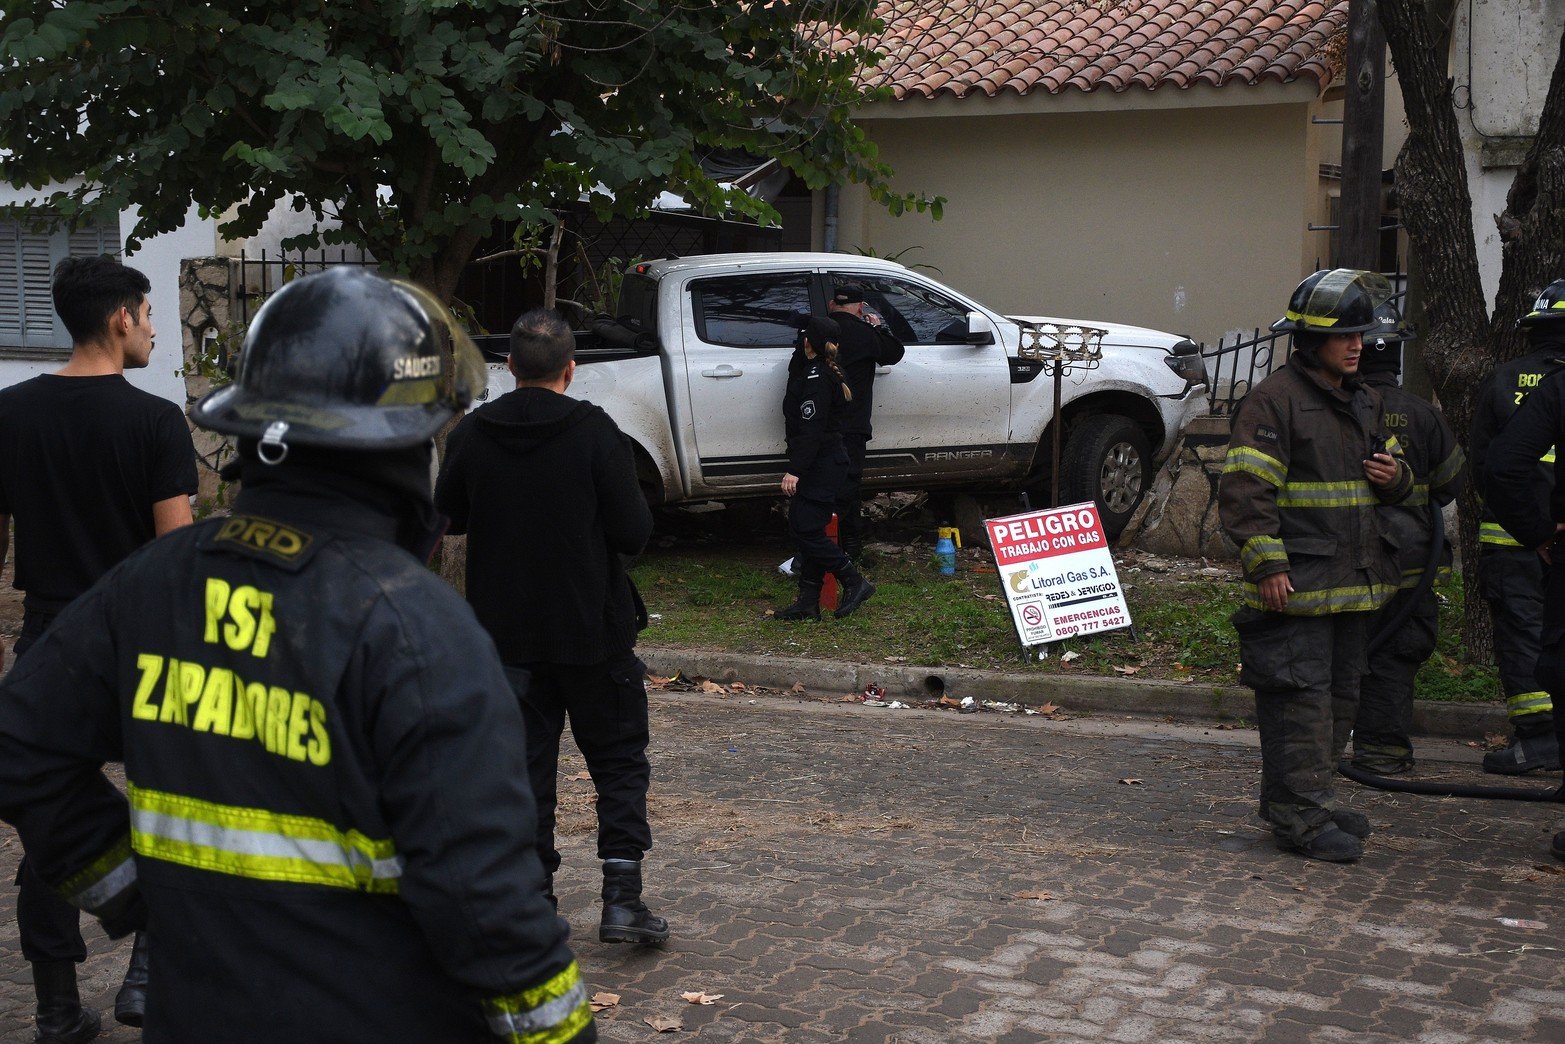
235 248 377 326
1201 278 1408 415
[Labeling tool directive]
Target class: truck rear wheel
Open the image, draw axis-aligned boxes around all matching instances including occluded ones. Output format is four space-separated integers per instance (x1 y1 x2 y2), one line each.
1061 414 1150 539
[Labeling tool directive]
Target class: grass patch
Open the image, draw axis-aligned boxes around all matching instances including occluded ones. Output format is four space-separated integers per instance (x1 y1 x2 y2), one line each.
631 543 1500 704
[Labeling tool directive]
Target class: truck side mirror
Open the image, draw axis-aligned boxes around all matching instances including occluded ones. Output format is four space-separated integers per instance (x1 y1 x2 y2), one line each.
966 311 997 346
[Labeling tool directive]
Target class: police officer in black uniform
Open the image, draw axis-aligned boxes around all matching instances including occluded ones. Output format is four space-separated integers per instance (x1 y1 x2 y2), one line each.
827 285 905 559
0 268 596 1042
774 316 876 621
1352 302 1466 773
1470 279 1565 774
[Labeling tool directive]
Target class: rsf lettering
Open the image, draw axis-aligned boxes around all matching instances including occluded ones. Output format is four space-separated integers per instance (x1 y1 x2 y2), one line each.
204 578 277 658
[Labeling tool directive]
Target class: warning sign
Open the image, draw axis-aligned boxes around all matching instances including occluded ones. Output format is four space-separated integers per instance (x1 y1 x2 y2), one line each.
985 502 1132 646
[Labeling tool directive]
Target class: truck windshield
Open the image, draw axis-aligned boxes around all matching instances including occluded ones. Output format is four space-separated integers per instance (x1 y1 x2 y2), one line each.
618 273 658 333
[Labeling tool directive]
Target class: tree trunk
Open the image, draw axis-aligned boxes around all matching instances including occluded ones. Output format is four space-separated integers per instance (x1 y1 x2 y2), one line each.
1379 0 1494 661
1337 0 1386 270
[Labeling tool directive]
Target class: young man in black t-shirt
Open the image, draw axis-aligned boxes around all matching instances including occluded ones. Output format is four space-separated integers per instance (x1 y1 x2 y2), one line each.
0 254 197 1039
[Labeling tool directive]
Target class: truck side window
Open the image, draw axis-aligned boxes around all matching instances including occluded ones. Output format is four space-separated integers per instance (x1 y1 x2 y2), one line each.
852 277 968 345
691 274 812 348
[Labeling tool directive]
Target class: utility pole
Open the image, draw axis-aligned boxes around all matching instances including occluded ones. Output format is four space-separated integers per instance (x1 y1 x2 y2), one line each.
1337 0 1386 271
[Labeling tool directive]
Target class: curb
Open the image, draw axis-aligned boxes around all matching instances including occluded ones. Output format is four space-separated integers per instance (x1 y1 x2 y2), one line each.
638 646 1507 741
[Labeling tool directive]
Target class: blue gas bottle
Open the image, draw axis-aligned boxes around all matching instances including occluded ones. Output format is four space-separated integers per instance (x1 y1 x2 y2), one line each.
935 526 960 575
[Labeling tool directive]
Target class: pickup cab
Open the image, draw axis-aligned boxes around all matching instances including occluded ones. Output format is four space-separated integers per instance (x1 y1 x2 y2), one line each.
476 252 1208 536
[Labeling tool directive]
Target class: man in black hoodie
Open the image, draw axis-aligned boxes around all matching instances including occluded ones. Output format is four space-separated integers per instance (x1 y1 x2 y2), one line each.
436 309 667 945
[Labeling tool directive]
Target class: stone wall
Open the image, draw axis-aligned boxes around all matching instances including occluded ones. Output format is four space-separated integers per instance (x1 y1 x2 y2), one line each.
179 257 242 515
1119 415 1237 560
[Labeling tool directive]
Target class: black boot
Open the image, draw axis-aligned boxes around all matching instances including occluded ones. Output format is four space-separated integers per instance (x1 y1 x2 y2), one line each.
113 932 150 1027
1277 824 1364 863
774 579 822 622
1482 731 1561 775
31 961 100 1044
599 859 670 945
833 562 876 619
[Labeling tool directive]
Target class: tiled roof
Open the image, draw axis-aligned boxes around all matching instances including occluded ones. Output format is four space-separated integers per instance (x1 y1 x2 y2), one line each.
840 1 1349 100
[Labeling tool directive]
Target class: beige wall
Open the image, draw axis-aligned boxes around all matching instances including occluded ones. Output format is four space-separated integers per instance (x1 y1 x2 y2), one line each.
833 101 1325 346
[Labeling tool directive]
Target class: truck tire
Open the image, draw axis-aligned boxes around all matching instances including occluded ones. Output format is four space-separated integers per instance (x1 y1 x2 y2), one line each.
1060 414 1151 539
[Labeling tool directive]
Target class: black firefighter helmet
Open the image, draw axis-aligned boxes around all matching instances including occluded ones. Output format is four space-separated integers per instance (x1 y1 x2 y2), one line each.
1270 268 1392 335
192 268 484 460
1360 300 1415 375
1519 278 1565 329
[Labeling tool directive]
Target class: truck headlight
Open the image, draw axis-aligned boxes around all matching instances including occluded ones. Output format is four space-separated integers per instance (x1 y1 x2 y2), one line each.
1164 339 1208 387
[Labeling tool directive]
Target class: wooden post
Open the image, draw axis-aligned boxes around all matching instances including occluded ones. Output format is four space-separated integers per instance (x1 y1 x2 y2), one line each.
1338 0 1387 270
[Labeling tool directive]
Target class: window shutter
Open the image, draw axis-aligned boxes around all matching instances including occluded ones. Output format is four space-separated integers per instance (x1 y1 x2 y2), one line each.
18 229 58 348
0 215 124 351
0 224 20 346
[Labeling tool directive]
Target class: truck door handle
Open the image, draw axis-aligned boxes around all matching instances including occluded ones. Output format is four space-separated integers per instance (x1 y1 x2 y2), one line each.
701 365 743 378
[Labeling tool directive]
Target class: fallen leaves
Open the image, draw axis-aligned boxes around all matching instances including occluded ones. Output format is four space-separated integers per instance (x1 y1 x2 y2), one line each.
645 1015 683 1032
698 680 726 695
681 991 724 1005
1037 702 1059 716
1059 650 1081 663
1532 864 1565 878
1119 778 1144 786
790 681 806 693
589 992 619 1013
1014 889 1056 901
644 672 679 689
1112 665 1141 676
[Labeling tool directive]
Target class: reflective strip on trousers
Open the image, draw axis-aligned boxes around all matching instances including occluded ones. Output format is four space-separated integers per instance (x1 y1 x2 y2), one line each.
1506 691 1553 718
1479 522 1523 548
1276 480 1377 509
1223 446 1287 488
485 961 594 1044
128 783 402 893
59 834 138 914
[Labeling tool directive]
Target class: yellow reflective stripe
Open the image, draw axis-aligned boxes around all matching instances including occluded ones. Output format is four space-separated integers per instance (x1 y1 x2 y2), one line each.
1242 582 1396 614
58 833 137 913
1277 480 1377 508
1223 445 1287 487
484 961 593 1043
1545 447 1557 465
1240 535 1288 574
1385 433 1403 455
1430 448 1464 488
1479 522 1523 547
1398 564 1451 588
1285 308 1339 327
1506 692 1553 716
1403 484 1430 507
128 784 401 894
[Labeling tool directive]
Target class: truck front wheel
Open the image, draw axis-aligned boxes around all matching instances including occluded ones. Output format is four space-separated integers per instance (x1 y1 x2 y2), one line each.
1060 414 1151 539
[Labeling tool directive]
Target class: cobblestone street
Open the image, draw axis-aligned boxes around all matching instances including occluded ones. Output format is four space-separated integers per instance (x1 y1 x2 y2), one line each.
3 690 1564 1041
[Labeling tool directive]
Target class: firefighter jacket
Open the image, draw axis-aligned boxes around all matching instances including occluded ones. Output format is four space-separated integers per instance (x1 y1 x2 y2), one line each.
1486 366 1565 552
1361 371 1466 586
1219 360 1412 614
0 484 594 1044
1470 343 1565 548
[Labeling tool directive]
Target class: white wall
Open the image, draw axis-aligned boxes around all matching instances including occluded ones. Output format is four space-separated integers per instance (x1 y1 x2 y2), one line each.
0 184 216 405
1455 0 1565 305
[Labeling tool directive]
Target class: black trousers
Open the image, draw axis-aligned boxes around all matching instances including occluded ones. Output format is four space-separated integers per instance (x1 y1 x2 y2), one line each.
788 493 851 584
12 610 87 964
834 433 870 556
1353 586 1440 766
1480 548 1555 735
1528 549 1565 759
504 655 653 876
1235 609 1368 845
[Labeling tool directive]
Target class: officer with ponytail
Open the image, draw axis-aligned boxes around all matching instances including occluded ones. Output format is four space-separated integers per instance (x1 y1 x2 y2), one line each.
774 316 876 621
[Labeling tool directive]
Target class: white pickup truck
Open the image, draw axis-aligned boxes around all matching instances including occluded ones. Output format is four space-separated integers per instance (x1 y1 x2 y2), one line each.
476 253 1209 536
